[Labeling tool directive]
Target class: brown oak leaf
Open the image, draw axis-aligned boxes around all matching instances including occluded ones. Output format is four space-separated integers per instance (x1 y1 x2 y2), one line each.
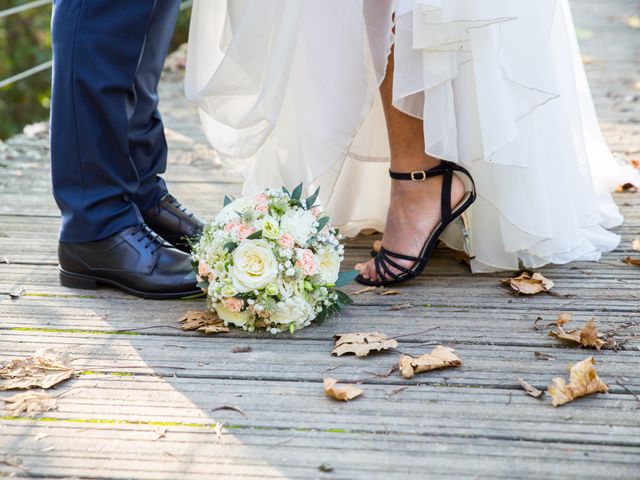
179 311 228 334
0 350 75 391
547 357 609 406
332 332 398 357
502 272 554 295
323 378 363 401
398 346 462 379
3 390 57 417
549 318 606 350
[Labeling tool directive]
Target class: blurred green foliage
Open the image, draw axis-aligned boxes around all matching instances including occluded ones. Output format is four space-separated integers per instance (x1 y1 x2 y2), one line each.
0 1 191 140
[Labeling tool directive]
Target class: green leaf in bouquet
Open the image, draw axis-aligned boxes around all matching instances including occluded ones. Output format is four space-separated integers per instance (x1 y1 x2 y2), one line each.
223 195 233 207
315 307 330 326
335 289 354 306
305 186 320 209
246 230 263 240
224 242 238 252
289 323 295 334
282 186 291 197
316 216 330 233
291 183 303 201
196 279 210 290
335 269 359 287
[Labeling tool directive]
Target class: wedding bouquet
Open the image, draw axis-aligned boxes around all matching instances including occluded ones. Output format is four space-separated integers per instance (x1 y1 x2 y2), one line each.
191 185 355 334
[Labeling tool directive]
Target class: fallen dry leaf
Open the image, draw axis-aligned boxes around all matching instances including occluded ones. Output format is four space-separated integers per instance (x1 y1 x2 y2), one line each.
549 318 606 350
323 377 363 401
398 346 462 379
547 357 609 406
179 311 229 334
332 332 398 357
0 350 75 391
152 427 167 440
623 256 640 267
633 239 640 252
615 182 638 193
3 390 57 417
502 272 554 295
581 54 595 65
631 158 640 169
352 286 376 295
556 313 572 327
379 289 401 296
534 351 555 361
517 377 544 399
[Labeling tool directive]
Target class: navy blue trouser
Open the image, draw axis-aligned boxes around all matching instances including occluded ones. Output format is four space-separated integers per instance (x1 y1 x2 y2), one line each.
51 0 181 243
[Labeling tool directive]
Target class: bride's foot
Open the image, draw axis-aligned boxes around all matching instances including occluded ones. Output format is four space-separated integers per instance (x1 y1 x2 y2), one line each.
356 163 466 283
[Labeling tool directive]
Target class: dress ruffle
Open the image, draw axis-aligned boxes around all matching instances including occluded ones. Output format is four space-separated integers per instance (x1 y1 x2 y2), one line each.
186 0 635 272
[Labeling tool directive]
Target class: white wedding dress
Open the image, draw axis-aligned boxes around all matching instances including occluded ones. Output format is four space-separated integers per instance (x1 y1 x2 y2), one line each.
185 0 635 272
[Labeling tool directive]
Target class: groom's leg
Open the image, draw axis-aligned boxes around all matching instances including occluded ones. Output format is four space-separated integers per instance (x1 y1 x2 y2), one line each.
50 0 156 242
128 0 181 212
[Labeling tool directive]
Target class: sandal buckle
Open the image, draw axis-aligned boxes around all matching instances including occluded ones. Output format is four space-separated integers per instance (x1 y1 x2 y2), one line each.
410 171 427 182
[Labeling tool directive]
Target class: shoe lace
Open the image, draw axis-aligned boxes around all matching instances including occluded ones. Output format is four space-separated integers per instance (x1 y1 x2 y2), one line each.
166 194 193 218
133 225 165 253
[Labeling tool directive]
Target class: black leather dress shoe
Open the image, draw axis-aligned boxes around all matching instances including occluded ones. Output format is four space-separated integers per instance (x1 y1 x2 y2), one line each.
58 225 203 299
142 194 205 253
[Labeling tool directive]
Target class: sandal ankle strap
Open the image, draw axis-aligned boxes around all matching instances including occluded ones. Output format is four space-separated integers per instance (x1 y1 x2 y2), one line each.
389 162 453 182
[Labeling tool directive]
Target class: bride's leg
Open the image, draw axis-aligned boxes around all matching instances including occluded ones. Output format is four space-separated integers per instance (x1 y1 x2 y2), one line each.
357 49 465 282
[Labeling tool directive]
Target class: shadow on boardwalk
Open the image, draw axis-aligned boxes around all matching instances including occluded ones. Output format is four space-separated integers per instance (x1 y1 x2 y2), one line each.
1 0 640 478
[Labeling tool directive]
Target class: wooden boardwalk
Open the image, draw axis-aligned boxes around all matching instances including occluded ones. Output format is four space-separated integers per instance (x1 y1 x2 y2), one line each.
1 1 639 478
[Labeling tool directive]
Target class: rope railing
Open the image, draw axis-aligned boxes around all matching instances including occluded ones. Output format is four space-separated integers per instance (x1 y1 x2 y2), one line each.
0 0 193 89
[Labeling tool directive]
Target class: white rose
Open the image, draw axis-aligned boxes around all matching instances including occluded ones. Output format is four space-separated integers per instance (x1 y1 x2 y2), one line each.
280 209 317 245
215 303 252 327
215 196 255 224
269 297 314 326
229 239 279 292
316 247 341 284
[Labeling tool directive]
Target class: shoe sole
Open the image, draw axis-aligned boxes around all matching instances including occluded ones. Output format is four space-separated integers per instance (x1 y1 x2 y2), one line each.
59 268 204 300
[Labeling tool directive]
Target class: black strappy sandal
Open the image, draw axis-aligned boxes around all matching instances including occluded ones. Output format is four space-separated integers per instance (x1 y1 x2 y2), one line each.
356 160 476 287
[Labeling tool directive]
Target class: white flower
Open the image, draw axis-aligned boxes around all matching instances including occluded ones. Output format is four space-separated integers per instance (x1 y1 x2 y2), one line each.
214 196 255 224
316 247 341 284
279 209 317 245
269 297 314 326
229 239 279 293
215 303 252 328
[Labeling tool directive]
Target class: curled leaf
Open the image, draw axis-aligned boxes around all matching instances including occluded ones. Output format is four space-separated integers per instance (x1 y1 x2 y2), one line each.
549 318 606 350
0 350 75 391
547 357 609 406
3 390 57 417
332 332 398 357
323 378 363 401
517 377 544 399
398 346 462 379
623 256 640 267
502 272 554 295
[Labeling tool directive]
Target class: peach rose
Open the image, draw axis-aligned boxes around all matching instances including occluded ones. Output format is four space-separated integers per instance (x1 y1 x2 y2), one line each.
222 297 244 313
198 260 211 278
237 224 256 241
278 234 294 249
295 248 318 276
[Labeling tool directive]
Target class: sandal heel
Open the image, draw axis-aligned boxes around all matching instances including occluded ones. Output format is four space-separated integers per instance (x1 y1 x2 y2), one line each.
59 269 98 290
